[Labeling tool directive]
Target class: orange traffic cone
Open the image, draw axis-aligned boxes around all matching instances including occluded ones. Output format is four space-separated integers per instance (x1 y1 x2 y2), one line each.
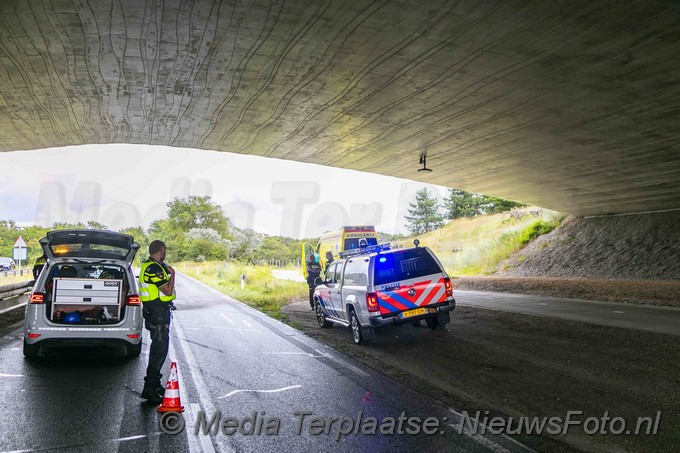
157 362 185 413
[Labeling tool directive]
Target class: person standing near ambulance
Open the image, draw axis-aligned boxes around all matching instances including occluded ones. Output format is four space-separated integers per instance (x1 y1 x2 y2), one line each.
139 240 176 404
306 253 321 309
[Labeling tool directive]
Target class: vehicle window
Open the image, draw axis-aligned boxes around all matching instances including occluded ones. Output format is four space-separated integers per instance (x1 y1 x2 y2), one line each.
343 258 369 286
373 248 442 285
344 237 378 250
325 263 337 283
333 262 343 284
47 263 127 281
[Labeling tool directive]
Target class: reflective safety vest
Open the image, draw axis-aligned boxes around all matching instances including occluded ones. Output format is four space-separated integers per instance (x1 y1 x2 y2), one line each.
138 259 176 303
307 260 321 276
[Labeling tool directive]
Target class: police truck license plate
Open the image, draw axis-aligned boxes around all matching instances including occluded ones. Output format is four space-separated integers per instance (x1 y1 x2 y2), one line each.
400 308 427 319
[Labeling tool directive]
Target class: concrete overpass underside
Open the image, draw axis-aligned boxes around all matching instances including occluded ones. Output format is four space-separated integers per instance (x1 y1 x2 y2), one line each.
0 0 679 217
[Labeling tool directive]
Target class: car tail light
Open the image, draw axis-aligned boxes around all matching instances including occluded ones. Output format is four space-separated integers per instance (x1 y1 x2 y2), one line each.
29 293 45 304
444 278 453 297
366 292 379 312
27 333 41 339
127 334 140 339
127 295 141 305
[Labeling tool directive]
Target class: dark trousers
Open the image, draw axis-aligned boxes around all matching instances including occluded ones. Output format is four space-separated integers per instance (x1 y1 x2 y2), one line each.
142 302 171 389
307 276 319 307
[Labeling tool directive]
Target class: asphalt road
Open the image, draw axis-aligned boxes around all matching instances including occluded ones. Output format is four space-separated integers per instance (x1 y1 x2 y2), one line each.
0 275 529 453
456 290 680 336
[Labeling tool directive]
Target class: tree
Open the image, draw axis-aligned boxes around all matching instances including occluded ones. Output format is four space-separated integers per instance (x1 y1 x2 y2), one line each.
119 226 149 264
443 189 481 219
481 196 525 215
443 188 524 219
167 196 231 238
183 228 229 261
226 228 262 260
254 237 292 262
86 220 107 230
404 188 445 235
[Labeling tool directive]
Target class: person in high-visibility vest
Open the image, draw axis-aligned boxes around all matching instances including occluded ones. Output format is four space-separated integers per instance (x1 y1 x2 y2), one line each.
139 240 176 404
32 253 47 279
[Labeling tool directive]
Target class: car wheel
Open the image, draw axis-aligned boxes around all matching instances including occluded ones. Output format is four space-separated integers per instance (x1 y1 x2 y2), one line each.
23 339 40 358
425 316 439 330
126 342 142 358
349 310 364 345
315 300 332 328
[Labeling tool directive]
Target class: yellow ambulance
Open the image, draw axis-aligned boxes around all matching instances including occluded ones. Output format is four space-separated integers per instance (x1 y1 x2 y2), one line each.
302 226 379 278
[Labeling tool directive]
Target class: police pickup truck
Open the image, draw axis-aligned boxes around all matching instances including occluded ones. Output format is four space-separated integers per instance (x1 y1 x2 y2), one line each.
312 241 455 344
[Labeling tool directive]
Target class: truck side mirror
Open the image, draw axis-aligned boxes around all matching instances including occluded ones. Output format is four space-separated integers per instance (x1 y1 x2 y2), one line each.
314 277 322 286
28 280 36 287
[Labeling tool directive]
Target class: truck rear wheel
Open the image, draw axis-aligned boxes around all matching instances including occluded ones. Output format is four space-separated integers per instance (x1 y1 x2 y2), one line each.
350 311 364 345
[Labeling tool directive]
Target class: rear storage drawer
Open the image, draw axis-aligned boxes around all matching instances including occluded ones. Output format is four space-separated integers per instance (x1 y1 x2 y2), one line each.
52 278 122 323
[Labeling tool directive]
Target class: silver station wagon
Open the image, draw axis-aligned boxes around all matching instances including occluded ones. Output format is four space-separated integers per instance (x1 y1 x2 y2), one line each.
23 230 143 358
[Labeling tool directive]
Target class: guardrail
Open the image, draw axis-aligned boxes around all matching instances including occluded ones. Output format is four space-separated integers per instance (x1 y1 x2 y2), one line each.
248 259 302 268
0 269 31 278
0 281 32 315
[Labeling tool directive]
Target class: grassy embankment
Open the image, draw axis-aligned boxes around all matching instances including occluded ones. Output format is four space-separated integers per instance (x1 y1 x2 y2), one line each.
395 207 565 276
177 261 307 321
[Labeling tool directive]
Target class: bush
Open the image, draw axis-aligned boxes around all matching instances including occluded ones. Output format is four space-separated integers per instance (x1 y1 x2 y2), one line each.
518 219 560 245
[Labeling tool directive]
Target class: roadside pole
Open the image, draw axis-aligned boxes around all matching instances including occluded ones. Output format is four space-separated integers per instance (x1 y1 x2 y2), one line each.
13 236 28 274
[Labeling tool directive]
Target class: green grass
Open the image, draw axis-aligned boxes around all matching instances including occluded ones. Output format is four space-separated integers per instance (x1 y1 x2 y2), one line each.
177 261 307 320
396 207 565 276
0 272 34 287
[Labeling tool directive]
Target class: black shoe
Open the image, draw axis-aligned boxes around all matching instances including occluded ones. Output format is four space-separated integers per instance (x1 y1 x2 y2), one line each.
141 387 164 404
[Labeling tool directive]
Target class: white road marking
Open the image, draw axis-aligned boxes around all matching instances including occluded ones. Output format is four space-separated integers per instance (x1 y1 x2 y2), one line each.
113 434 147 442
612 310 625 314
217 385 302 399
447 408 532 452
219 313 235 324
264 351 327 358
242 319 252 328
539 303 548 306
184 326 259 332
172 315 224 453
0 373 23 377
191 403 217 453
0 434 152 452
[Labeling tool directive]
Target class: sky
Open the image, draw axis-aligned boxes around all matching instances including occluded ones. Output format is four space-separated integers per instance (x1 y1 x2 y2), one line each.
0 145 448 238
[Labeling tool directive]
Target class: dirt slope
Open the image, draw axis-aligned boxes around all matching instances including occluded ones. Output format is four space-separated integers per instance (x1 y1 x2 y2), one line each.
499 211 680 280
